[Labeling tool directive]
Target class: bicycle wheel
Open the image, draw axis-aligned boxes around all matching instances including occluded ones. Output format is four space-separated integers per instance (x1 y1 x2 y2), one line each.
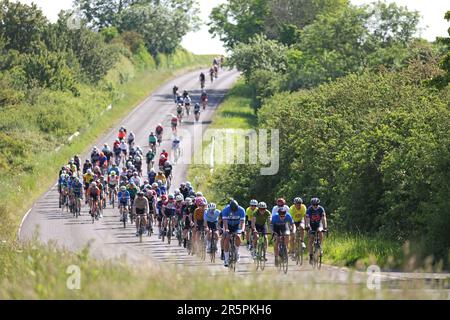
255 242 262 270
168 220 172 244
282 246 288 274
200 234 206 261
210 237 216 263
123 210 127 228
139 219 143 243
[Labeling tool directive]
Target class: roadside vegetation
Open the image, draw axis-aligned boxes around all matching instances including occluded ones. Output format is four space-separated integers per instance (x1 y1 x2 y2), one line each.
198 1 450 269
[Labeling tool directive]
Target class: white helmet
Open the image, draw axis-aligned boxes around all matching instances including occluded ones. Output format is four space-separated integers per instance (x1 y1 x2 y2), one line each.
250 199 258 206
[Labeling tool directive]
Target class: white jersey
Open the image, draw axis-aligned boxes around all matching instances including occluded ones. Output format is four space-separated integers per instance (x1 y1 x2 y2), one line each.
271 205 290 217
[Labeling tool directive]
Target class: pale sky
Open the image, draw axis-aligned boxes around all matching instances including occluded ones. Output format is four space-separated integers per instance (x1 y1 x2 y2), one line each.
15 0 450 55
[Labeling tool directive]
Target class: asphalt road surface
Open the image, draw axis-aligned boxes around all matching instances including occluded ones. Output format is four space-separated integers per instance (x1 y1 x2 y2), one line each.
19 68 450 297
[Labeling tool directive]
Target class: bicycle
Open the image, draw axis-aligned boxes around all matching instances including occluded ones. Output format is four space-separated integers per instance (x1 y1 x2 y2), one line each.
176 218 183 247
185 104 191 116
311 229 327 270
228 231 240 272
109 186 116 209
147 212 154 237
293 228 304 266
120 205 128 228
209 230 218 263
156 133 163 146
199 229 206 261
73 194 82 218
91 199 100 224
136 214 146 243
275 233 289 274
186 227 193 255
254 232 266 271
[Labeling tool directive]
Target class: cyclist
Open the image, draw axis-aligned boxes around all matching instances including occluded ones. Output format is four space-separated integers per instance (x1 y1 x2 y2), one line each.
271 198 290 217
99 152 108 175
172 136 181 159
83 169 94 203
155 171 167 187
200 72 206 88
157 179 167 196
214 64 219 78
71 176 84 215
176 103 184 124
148 132 157 151
193 199 207 254
120 140 128 161
182 90 189 99
133 191 149 236
179 182 190 199
82 159 92 174
163 161 173 185
204 203 220 253
182 197 195 248
127 182 139 214
222 199 245 267
162 194 177 238
245 199 258 249
171 114 178 133
118 128 126 141
88 181 101 218
113 140 121 165
130 172 142 191
271 207 295 267
158 154 167 171
200 91 208 110
305 198 328 265
184 94 191 115
146 148 155 172
58 170 70 208
118 186 130 222
91 147 100 166
251 202 271 260
102 143 112 163
155 124 163 145
156 194 168 238
74 155 81 172
194 103 201 122
134 155 143 176
172 85 179 102
289 197 307 255
209 67 214 82
107 171 119 205
108 163 120 175
148 168 157 185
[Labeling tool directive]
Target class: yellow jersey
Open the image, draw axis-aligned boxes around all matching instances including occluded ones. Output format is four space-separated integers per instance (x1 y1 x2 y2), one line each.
83 173 94 184
245 207 258 220
289 204 306 222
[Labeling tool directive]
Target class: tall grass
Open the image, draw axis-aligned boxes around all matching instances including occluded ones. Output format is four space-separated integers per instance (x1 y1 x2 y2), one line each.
1 240 447 299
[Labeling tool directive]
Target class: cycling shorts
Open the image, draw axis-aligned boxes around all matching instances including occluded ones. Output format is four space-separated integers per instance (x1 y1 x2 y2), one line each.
136 208 145 215
183 216 191 230
227 224 240 234
206 221 218 231
90 194 99 202
254 224 267 235
195 219 204 231
295 221 305 229
273 224 290 236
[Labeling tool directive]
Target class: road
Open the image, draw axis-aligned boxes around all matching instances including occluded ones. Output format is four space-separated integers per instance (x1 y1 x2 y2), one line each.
19 68 450 297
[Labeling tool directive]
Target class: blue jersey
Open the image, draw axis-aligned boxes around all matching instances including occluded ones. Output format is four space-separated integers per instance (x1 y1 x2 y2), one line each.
59 175 69 187
72 181 83 194
221 205 245 227
306 205 325 225
271 213 294 226
148 172 157 184
204 209 220 223
159 186 167 195
118 190 130 204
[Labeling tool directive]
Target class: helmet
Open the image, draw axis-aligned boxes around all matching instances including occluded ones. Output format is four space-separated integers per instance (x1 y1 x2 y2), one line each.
229 200 239 212
161 194 168 200
150 168 156 173
87 169 93 174
85 159 90 163
258 202 267 209
199 199 207 206
137 191 144 196
208 203 216 210
185 198 193 205
180 182 186 187
277 198 286 205
176 194 184 202
164 161 170 166
111 171 116 176
195 103 200 108
61 170 67 175
278 208 287 215
168 194 175 200
160 154 166 159
104 143 108 147
186 182 191 188
135 156 141 161
162 149 166 153
294 197 303 204
174 189 180 195
249 199 258 206
311 198 320 205
150 132 154 136
72 173 77 178
158 123 162 127
91 182 97 187
152 183 158 188
196 192 203 197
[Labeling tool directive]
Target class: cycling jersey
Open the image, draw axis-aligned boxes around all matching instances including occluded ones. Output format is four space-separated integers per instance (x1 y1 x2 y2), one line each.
164 202 176 216
192 207 203 221
108 175 118 186
245 206 257 220
72 181 83 195
149 135 157 144
148 172 157 184
133 196 149 213
156 126 163 134
221 205 245 228
204 209 220 223
155 174 166 184
271 213 294 226
118 190 130 204
171 117 178 125
289 204 307 223
184 97 191 105
83 173 94 184
305 205 325 226
252 209 271 226
108 167 120 175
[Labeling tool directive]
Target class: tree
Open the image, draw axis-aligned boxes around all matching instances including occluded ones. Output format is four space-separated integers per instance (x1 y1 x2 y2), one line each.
227 34 288 80
0 0 48 53
208 0 270 50
118 1 199 56
430 11 450 88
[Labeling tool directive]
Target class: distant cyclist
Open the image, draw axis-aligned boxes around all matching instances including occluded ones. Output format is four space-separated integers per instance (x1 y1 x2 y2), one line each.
305 198 328 265
221 200 245 267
